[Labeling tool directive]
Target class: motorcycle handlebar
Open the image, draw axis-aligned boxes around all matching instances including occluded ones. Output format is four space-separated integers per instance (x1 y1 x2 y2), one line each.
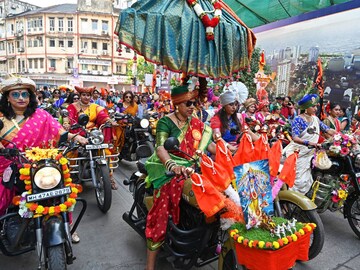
0 148 20 157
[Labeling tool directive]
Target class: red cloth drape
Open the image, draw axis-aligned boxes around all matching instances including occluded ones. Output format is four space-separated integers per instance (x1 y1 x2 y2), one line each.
233 134 255 166
268 140 282 177
234 231 310 270
200 153 231 191
190 173 225 217
278 152 299 188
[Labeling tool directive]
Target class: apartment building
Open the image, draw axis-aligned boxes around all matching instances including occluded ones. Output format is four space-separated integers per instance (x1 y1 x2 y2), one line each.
0 0 134 90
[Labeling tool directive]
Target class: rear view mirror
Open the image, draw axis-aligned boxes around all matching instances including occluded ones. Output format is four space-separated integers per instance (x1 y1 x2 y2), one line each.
164 137 180 151
78 114 89 126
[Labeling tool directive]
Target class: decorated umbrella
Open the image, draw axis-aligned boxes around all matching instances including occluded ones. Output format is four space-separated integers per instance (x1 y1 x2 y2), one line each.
114 0 256 79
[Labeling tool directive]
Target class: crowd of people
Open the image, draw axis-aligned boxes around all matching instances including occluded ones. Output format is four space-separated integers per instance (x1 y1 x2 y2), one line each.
1 76 360 270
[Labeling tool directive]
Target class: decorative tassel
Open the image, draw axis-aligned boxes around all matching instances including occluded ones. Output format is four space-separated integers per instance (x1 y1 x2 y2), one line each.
272 178 283 200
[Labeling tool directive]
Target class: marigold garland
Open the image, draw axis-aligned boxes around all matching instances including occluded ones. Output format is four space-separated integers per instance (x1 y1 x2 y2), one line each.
15 151 82 218
187 0 222 41
229 222 316 250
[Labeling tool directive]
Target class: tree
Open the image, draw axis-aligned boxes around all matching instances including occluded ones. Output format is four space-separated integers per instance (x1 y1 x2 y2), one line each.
126 56 154 85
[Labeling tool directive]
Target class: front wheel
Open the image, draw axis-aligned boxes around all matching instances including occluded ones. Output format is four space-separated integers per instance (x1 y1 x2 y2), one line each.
345 194 360 238
47 244 67 270
95 164 112 213
278 200 325 260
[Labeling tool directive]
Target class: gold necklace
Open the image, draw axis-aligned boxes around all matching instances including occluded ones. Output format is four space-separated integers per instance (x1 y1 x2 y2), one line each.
174 113 188 128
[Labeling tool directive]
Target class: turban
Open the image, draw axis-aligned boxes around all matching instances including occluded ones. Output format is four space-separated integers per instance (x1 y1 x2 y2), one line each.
219 91 236 106
298 94 319 110
171 85 198 105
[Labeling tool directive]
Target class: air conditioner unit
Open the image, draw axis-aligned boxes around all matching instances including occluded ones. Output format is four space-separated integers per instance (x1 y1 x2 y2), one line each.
67 68 73 74
87 70 92 74
101 30 108 35
21 68 28 73
18 47 25 52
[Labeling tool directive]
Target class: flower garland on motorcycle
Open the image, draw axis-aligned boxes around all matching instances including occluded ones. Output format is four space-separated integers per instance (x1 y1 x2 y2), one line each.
12 151 82 218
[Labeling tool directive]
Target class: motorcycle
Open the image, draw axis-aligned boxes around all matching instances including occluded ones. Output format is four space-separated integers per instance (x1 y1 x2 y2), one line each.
307 133 360 238
0 120 86 269
116 113 155 162
122 137 324 269
62 114 119 213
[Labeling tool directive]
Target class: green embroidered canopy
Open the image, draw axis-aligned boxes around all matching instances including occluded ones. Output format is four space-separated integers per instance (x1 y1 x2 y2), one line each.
114 0 256 79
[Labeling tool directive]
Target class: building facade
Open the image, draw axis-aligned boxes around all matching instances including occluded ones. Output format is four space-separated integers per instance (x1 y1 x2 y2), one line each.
0 0 134 91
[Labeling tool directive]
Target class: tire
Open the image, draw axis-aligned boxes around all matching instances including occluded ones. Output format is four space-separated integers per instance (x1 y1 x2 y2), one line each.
345 195 360 238
278 200 324 260
95 164 112 213
47 244 67 270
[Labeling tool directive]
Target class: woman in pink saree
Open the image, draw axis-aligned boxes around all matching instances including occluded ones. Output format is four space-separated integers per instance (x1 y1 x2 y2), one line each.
0 77 87 215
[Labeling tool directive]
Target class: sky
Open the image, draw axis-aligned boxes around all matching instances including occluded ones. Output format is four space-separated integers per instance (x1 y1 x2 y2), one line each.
22 0 77 7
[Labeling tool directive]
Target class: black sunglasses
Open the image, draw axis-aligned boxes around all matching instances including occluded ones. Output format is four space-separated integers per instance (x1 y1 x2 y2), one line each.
73 97 79 100
185 100 197 107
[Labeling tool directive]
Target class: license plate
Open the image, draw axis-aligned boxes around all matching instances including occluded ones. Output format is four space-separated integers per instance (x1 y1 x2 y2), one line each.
26 187 72 203
85 143 109 150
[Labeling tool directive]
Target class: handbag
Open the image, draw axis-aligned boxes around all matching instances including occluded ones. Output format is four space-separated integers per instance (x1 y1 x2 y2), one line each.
314 150 332 170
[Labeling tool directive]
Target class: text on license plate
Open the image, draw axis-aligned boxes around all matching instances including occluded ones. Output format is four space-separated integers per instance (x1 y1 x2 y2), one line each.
26 187 72 203
85 143 109 150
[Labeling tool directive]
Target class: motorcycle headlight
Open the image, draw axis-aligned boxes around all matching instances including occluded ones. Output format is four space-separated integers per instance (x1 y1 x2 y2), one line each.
90 129 104 145
34 167 62 190
140 119 150 129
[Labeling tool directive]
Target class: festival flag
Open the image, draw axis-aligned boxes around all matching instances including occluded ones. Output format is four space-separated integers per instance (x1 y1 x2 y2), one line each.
314 58 326 120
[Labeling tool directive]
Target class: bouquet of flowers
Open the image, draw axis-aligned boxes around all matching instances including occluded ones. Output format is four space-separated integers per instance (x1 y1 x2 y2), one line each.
328 133 358 157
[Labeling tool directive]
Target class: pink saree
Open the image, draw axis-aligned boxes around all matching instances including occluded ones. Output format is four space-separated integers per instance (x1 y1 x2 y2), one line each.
0 108 63 215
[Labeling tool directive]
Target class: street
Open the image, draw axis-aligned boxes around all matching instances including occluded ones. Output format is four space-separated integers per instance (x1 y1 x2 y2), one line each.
1 160 360 270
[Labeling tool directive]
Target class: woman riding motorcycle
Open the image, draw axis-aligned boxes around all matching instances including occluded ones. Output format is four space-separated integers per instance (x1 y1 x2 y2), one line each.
283 94 336 194
144 85 222 270
62 86 119 190
0 77 87 243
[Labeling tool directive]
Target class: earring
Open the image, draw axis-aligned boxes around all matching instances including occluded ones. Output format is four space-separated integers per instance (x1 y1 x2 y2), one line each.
175 106 179 113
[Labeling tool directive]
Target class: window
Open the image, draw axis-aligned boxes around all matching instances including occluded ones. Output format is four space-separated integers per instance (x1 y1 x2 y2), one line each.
40 59 44 69
125 47 131 53
116 64 121 73
102 43 108 51
50 59 56 68
67 18 73 32
102 66 108 72
92 65 98 71
38 37 43 47
28 59 33 69
67 59 73 69
58 18 64 32
33 39 38 47
49 17 55 31
67 40 73 48
59 40 64 47
80 18 88 32
101 21 108 32
0 42 4 50
27 40 32 47
91 42 97 49
34 59 38 69
81 64 88 70
49 39 55 47
91 20 98 31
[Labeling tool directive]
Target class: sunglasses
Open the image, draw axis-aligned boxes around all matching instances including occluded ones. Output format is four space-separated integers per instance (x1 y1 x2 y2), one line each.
10 91 30 99
185 100 197 107
54 92 60 95
124 96 132 99
73 97 79 100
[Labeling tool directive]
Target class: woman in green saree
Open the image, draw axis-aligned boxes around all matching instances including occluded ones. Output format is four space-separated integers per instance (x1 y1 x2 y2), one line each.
144 85 220 270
